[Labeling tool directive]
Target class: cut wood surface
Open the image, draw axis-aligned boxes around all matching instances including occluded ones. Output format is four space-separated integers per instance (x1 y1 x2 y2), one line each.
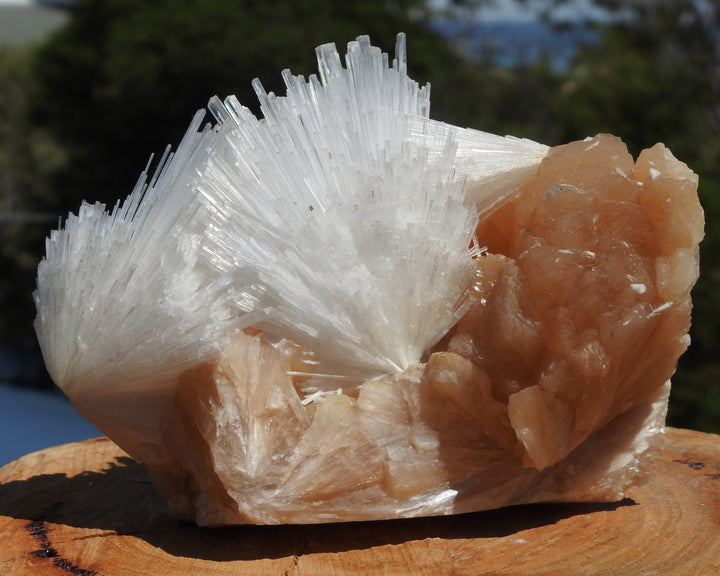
1 427 719 575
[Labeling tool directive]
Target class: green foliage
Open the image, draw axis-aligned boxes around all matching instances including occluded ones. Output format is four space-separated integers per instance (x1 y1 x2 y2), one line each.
0 44 66 346
498 0 720 433
551 1 720 433
32 0 475 211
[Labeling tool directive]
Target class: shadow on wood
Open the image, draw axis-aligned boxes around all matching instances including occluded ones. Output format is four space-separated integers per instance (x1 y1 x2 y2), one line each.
1 429 719 575
0 451 635 562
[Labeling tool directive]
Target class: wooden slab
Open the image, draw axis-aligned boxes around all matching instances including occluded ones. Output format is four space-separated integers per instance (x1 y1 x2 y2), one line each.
1 427 719 575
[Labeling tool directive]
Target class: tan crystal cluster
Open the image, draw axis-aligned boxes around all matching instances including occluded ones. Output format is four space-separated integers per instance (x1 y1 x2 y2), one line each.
146 134 703 525
34 35 703 526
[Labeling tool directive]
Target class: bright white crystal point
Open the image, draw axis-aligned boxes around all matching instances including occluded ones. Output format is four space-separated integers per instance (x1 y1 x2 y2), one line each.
196 36 479 383
34 111 236 393
34 34 549 440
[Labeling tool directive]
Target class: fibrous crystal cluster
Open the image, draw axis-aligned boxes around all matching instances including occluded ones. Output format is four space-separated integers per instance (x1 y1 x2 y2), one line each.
34 34 703 525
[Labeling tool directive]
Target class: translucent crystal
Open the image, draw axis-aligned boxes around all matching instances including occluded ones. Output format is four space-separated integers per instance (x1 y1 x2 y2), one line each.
33 35 702 526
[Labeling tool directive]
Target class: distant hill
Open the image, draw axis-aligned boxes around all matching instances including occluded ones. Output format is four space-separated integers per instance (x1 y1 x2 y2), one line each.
432 19 600 69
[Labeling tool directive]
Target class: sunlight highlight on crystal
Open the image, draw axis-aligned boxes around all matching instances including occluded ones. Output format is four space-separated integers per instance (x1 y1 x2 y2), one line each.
32 34 701 526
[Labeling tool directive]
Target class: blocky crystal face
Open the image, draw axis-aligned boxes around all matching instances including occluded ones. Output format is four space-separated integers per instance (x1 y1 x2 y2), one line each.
33 35 702 525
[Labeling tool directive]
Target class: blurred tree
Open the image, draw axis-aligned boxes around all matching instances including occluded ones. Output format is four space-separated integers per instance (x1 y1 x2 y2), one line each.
524 0 720 431
0 44 66 348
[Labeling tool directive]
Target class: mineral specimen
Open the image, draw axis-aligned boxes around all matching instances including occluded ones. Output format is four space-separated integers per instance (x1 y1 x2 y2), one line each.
33 34 703 525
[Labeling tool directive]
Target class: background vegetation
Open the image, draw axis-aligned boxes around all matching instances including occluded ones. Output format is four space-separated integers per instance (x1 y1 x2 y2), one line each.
1 0 717 432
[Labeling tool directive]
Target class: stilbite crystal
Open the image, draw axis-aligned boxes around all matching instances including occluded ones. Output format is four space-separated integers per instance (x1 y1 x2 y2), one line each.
33 35 703 525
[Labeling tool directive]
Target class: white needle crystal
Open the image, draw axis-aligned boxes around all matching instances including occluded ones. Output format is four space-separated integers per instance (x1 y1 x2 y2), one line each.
33 34 700 526
35 33 547 420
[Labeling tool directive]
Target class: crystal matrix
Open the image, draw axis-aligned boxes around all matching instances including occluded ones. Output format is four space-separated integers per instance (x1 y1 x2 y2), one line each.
34 35 702 525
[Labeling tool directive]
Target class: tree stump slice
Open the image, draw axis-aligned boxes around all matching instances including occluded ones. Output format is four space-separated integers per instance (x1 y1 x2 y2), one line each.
1 427 719 575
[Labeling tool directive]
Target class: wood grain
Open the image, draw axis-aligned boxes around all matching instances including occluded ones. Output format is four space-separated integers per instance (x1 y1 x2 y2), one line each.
1 427 719 575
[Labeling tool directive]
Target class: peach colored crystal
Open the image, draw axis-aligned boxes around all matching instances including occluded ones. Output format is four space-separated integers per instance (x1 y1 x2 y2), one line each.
143 134 703 525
